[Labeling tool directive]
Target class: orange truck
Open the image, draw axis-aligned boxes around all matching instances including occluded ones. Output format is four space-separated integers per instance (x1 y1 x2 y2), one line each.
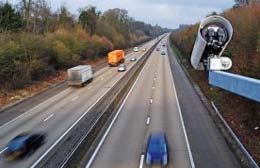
108 50 125 66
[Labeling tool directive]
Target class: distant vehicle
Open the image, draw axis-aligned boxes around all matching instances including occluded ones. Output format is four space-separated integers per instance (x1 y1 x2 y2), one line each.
141 48 146 52
162 43 166 47
133 47 139 52
130 57 137 62
161 50 166 55
118 64 126 72
146 132 168 166
4 132 46 160
67 65 93 86
108 50 125 66
156 48 160 51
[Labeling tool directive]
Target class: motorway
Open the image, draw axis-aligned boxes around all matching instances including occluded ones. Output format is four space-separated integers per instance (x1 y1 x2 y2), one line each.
0 38 159 168
88 36 193 168
0 34 242 168
167 40 241 168
86 36 241 168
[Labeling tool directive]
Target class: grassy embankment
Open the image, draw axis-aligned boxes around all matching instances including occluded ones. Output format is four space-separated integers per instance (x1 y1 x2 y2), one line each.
170 5 260 163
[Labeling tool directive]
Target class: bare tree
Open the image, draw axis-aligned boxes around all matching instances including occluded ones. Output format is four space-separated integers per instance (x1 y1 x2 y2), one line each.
22 0 32 31
31 0 52 34
235 0 260 5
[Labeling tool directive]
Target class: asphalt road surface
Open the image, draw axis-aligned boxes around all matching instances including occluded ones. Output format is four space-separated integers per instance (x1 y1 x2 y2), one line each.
167 39 240 168
89 36 193 168
87 36 241 168
0 38 159 168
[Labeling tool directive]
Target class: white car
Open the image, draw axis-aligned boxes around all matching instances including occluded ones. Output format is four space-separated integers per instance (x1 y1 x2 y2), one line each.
118 64 126 72
130 57 137 62
133 47 139 52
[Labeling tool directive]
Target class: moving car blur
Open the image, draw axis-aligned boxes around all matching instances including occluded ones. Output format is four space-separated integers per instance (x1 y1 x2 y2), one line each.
146 132 168 166
4 132 46 160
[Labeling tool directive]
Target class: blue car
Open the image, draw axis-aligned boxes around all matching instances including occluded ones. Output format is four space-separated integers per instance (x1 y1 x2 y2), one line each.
4 132 46 160
145 132 169 166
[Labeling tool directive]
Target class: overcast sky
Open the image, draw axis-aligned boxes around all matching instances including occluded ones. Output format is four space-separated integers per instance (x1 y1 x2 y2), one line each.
8 0 235 29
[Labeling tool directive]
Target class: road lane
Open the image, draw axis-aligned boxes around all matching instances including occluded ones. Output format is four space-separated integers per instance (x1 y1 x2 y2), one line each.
0 39 152 127
0 38 159 168
167 39 241 168
90 36 192 168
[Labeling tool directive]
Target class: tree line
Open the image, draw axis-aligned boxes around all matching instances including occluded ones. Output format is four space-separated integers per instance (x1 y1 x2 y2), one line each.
235 0 260 6
0 1 170 89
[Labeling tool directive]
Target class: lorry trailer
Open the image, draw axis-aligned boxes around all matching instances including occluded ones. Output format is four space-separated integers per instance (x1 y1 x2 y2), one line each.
67 65 93 86
108 50 125 66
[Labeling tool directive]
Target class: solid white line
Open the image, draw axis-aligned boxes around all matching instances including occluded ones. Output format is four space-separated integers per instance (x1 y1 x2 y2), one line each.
167 51 195 168
31 78 124 168
31 43 150 168
0 147 7 154
139 154 145 168
43 114 54 122
71 96 79 102
146 117 150 125
0 89 70 130
85 53 148 168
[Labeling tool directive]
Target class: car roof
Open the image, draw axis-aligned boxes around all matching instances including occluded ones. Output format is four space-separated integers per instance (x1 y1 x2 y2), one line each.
8 134 31 150
147 133 167 154
149 133 166 142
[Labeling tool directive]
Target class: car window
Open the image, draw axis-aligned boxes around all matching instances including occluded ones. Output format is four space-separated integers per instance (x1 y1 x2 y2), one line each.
26 135 38 145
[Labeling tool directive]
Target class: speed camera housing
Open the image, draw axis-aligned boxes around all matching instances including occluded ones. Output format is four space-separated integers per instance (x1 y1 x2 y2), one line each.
191 15 233 70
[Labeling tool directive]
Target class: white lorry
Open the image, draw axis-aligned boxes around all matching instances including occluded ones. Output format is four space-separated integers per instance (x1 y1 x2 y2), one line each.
67 65 93 86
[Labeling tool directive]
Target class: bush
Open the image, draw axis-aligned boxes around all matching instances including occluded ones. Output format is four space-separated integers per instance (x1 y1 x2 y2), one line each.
52 40 77 67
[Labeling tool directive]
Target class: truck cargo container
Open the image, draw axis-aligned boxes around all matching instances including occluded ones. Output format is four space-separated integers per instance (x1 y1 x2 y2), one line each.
67 65 93 86
108 50 125 66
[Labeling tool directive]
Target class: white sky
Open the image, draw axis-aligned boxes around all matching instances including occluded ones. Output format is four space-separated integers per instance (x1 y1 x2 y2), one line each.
7 0 235 28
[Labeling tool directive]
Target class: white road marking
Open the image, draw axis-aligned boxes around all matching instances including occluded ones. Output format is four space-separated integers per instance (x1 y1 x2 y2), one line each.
100 77 104 81
139 154 145 168
85 54 147 168
150 98 153 104
32 48 148 168
87 86 93 89
0 88 70 130
153 77 157 81
146 117 150 125
71 96 79 102
43 114 54 122
0 147 7 154
167 52 195 168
